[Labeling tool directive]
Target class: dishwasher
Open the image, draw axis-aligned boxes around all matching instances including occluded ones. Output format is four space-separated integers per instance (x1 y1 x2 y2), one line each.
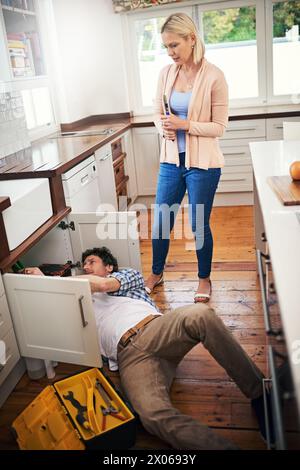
62 154 101 212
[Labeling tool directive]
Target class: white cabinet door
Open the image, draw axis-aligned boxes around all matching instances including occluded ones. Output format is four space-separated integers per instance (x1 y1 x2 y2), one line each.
67 211 142 272
123 130 138 203
132 127 160 195
95 145 117 209
3 274 102 368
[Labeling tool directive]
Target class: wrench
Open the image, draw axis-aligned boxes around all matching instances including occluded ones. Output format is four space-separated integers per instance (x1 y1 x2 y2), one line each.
95 378 120 414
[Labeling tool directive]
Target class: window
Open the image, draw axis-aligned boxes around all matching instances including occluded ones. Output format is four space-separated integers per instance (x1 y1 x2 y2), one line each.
127 6 193 113
197 3 260 100
134 16 171 107
126 1 300 113
21 87 54 130
272 0 300 96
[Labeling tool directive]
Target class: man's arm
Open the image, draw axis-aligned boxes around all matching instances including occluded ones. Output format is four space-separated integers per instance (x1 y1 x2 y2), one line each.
23 267 120 293
108 269 145 295
76 274 120 293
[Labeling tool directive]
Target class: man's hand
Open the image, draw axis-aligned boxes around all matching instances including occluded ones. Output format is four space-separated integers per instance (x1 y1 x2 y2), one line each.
161 114 189 131
24 267 44 276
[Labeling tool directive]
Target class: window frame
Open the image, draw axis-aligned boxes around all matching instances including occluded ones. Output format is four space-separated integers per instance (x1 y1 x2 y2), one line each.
0 0 58 141
265 0 300 105
195 0 267 108
124 0 299 114
123 4 193 116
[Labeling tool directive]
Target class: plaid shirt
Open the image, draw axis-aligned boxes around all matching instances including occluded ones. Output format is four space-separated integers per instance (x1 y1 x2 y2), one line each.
108 268 158 310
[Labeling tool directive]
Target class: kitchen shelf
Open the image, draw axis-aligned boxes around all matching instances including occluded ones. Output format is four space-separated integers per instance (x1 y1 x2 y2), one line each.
1 5 36 15
0 206 71 272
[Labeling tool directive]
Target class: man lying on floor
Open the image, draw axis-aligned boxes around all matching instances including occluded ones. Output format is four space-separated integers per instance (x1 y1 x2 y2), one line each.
25 246 271 450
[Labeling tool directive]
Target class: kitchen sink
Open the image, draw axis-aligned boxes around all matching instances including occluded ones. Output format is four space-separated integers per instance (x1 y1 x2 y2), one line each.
52 128 115 138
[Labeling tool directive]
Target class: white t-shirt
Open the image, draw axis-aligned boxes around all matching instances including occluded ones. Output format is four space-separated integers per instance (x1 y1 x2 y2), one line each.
92 292 161 370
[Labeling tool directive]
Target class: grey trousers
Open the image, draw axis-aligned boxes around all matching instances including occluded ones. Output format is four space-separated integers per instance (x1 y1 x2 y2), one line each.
117 303 263 450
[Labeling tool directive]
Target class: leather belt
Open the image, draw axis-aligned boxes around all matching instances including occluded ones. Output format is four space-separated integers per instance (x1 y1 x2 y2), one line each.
119 314 160 348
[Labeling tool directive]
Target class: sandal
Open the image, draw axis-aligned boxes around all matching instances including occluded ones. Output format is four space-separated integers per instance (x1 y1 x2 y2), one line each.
194 280 212 304
145 274 164 294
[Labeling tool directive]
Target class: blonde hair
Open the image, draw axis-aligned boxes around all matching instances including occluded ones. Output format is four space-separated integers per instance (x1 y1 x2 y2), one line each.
161 13 205 64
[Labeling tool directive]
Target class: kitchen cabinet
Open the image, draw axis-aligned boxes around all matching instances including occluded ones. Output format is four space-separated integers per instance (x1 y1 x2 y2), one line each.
266 116 300 141
0 272 20 387
0 0 45 79
3 210 141 368
218 119 266 197
0 271 25 407
251 140 300 449
132 127 160 196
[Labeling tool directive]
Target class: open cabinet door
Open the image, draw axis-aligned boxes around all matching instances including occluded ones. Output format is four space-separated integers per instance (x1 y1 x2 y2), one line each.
3 274 102 368
68 211 142 271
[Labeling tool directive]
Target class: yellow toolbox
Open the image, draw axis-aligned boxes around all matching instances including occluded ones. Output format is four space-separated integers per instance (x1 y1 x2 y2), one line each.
12 368 136 450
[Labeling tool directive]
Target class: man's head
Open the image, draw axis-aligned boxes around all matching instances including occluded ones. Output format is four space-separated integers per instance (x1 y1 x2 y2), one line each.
81 247 118 276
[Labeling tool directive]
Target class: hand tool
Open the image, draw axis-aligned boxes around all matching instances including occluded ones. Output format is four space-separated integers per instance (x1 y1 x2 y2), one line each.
99 404 126 432
95 378 120 414
63 391 92 431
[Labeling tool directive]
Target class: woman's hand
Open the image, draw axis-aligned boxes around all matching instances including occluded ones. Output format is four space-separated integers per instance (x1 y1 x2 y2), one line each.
161 114 189 132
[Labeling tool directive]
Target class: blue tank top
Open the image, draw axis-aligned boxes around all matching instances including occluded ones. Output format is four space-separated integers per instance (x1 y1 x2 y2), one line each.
169 90 192 154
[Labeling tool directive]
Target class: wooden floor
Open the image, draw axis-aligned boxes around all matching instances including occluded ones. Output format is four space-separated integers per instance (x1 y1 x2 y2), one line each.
0 206 266 450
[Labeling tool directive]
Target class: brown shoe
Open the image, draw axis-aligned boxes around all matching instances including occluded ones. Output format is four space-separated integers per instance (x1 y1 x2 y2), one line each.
145 273 164 294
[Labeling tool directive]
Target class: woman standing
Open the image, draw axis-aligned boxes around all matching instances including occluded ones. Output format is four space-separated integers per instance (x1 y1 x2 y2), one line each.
145 13 228 302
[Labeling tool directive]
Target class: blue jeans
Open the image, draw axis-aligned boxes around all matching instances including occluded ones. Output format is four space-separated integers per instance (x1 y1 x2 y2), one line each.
152 153 221 279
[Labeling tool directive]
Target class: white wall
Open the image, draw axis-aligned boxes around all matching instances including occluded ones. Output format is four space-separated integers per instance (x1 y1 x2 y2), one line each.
50 0 129 122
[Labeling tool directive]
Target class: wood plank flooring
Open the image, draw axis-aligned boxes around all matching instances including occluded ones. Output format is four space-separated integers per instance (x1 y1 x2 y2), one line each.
0 205 266 450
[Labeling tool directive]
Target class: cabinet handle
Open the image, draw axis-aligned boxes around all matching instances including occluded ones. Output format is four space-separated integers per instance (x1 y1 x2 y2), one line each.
268 346 286 450
275 125 283 129
227 127 257 132
262 378 273 449
99 153 110 161
221 177 247 182
78 295 88 327
256 249 281 336
223 152 247 156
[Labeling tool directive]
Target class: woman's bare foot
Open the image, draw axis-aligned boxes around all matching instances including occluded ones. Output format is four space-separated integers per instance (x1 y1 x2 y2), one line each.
145 272 164 294
194 277 212 303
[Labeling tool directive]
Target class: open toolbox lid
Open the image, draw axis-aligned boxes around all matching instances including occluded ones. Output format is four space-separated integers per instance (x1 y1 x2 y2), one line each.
12 368 136 450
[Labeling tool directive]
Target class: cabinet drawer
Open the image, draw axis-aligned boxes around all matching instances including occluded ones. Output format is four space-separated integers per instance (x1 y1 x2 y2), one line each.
217 171 253 192
221 145 252 167
221 119 266 140
221 164 253 175
111 138 123 161
266 116 300 141
114 159 126 187
0 292 13 338
0 328 20 387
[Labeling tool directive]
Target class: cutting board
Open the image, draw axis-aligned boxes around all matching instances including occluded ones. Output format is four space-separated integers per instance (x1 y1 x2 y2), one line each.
268 175 300 205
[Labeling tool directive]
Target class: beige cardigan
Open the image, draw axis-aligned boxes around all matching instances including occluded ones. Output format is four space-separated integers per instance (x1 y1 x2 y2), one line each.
154 58 228 169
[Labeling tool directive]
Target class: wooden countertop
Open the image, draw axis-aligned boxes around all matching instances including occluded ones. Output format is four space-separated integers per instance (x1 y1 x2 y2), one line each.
1 108 300 180
0 122 131 180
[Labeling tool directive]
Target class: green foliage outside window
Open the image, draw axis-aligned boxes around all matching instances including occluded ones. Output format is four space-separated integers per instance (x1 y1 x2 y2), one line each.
203 1 300 44
273 0 300 38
